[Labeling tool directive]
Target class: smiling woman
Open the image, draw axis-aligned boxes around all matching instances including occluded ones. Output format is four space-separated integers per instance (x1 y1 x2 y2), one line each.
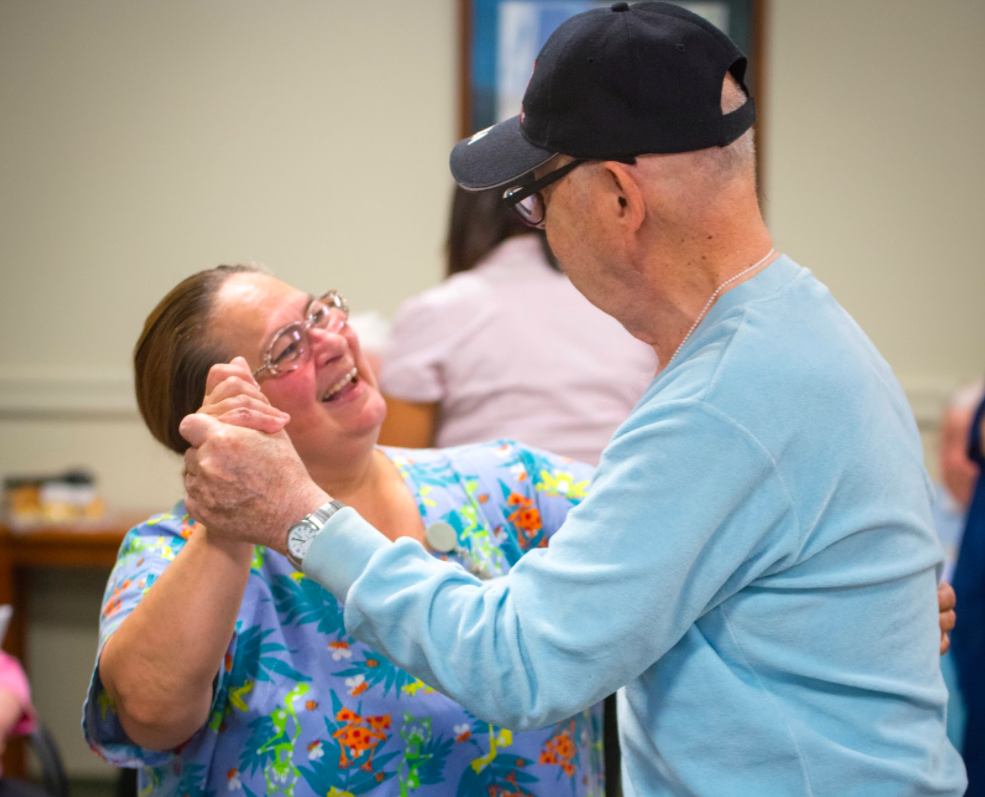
84 264 608 797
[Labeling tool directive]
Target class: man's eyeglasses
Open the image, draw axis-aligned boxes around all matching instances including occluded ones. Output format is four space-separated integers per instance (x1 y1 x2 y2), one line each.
502 155 636 228
252 290 349 381
502 159 589 229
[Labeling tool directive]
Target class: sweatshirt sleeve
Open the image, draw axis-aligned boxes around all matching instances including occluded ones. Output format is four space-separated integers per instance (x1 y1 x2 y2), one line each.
303 399 799 730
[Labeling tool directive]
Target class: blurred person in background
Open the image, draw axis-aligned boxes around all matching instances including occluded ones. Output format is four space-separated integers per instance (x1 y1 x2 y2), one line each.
0 651 44 797
378 186 656 465
932 383 982 755
952 384 985 796
933 383 983 582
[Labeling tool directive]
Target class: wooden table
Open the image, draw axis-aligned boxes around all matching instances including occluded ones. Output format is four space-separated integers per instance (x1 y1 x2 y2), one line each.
0 519 136 778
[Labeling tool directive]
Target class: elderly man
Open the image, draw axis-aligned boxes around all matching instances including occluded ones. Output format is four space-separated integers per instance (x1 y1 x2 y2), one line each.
180 3 966 794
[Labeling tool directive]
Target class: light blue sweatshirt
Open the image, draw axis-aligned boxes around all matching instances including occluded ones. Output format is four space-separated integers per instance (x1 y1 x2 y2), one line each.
305 256 966 795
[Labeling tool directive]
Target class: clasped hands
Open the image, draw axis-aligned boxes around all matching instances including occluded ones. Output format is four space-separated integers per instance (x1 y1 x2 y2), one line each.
180 358 959 653
179 357 330 555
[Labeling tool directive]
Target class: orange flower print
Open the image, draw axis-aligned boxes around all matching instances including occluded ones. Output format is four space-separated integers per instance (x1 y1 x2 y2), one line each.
102 580 132 618
488 770 534 797
507 493 531 507
514 508 541 533
540 722 578 780
305 700 318 711
552 735 575 759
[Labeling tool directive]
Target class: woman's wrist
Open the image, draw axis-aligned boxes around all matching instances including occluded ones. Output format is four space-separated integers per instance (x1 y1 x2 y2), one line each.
196 524 255 564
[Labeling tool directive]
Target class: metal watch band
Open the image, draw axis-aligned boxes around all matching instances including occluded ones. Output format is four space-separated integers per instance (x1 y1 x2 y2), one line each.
285 499 346 570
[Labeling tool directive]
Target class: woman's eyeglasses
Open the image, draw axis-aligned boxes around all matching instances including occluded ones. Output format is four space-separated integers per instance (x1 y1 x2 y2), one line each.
252 290 349 381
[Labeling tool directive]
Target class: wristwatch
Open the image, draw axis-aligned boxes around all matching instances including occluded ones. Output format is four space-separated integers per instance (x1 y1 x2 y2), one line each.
285 500 346 571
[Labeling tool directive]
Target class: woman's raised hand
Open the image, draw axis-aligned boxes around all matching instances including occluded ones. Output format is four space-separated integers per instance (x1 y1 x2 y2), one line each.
198 357 290 435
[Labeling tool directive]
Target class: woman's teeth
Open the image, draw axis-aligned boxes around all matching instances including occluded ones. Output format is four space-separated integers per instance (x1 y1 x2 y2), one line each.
322 367 358 402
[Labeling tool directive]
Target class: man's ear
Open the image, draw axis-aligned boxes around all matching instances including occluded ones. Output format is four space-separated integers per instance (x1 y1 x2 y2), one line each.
600 161 646 233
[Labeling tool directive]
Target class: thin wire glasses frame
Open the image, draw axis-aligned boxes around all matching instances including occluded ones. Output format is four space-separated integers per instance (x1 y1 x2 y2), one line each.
502 155 636 228
252 290 349 381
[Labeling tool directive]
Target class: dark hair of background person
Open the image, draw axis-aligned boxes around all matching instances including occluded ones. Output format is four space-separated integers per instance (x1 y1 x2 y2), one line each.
446 185 559 277
134 263 261 455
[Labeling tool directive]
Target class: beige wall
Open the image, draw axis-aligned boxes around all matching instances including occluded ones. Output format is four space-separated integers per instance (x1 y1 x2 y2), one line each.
1 0 982 780
764 0 985 419
0 0 457 777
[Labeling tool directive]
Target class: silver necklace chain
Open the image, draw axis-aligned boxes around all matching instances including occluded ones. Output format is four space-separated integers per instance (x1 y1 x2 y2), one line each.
666 247 776 367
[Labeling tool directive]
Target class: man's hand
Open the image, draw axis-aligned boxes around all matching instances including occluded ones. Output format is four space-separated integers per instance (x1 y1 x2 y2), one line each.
180 357 329 552
181 413 329 553
938 581 956 655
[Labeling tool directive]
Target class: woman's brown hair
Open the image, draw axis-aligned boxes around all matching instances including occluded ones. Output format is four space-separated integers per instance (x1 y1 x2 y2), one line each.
134 264 261 454
446 185 558 277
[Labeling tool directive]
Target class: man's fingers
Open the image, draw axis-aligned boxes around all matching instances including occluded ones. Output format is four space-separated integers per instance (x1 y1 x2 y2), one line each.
937 582 957 656
940 610 956 634
204 357 259 396
179 411 225 449
937 581 956 613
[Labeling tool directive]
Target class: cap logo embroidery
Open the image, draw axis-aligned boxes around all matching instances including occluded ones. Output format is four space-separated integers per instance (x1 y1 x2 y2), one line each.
468 126 493 145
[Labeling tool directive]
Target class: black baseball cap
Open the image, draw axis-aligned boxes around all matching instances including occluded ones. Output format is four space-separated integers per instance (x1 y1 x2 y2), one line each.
450 1 756 190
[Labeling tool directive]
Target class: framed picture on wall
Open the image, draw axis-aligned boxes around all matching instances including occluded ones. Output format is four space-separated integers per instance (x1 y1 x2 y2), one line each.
458 0 766 166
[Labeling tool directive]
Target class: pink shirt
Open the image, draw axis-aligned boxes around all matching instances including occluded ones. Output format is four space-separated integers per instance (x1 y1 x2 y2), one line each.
381 235 657 465
0 651 36 777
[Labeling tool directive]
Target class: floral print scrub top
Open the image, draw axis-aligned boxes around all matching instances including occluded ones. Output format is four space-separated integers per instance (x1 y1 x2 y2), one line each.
84 441 604 797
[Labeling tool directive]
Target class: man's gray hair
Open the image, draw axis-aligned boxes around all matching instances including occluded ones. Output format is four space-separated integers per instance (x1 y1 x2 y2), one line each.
705 76 756 177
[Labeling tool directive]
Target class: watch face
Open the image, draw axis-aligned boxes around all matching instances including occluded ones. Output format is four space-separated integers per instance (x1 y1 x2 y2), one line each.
288 521 318 560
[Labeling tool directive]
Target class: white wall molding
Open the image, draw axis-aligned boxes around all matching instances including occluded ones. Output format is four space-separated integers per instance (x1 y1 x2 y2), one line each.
0 368 137 418
0 366 960 429
902 377 967 432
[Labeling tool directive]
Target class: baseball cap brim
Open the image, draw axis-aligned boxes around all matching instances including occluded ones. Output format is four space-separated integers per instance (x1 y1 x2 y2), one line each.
450 114 557 191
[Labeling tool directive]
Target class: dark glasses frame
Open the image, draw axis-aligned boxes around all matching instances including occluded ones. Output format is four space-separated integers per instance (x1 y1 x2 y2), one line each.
502 155 637 228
